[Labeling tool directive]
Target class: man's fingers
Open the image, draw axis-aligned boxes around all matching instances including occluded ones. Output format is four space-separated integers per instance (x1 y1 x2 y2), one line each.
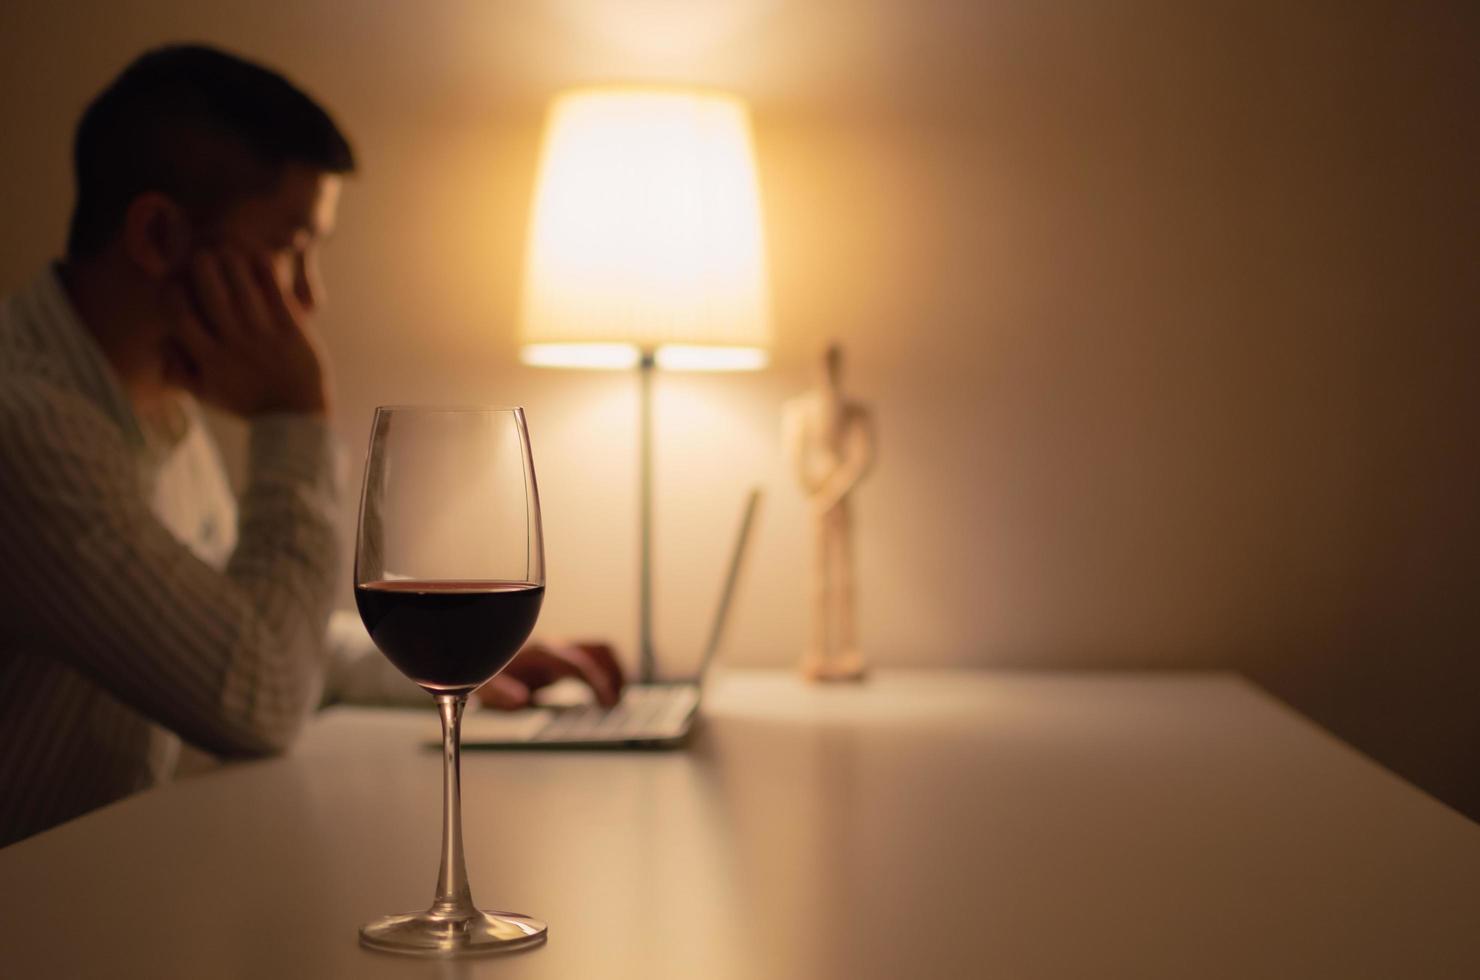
479 675 531 710
555 643 621 707
189 252 243 342
488 642 628 710
219 249 274 339
250 252 300 335
577 643 626 691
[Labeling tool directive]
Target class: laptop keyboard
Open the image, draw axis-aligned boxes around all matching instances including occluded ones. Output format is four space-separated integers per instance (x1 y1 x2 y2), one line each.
535 685 700 742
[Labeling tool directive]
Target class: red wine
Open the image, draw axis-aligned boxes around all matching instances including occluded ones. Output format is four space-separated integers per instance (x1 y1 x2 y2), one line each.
355 580 545 694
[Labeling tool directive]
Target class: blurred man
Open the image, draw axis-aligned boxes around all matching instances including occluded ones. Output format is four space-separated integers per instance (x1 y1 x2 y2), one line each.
0 45 621 847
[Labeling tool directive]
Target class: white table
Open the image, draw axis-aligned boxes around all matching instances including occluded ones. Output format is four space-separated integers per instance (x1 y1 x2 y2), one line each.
2 670 1478 978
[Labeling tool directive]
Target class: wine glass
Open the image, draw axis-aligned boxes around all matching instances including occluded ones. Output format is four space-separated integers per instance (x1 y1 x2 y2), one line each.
354 406 547 956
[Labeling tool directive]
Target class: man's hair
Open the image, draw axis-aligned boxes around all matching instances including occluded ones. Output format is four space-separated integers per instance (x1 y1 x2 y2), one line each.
67 44 355 258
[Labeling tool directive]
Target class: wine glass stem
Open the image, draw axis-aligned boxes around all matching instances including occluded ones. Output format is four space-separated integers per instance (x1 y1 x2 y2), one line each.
432 693 475 918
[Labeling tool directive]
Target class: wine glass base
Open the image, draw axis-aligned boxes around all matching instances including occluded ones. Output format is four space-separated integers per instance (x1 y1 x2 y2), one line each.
359 908 546 957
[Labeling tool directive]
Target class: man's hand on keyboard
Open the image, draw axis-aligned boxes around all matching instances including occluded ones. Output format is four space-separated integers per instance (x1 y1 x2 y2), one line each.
478 641 626 711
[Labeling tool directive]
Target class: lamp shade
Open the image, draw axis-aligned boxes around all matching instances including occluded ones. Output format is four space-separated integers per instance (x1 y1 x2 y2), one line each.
520 87 772 371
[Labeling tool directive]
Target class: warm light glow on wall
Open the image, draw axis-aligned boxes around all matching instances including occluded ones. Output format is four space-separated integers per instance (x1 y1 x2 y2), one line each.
520 86 772 371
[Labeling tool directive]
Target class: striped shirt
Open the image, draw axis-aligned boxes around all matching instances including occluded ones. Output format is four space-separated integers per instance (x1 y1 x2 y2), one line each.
0 265 386 847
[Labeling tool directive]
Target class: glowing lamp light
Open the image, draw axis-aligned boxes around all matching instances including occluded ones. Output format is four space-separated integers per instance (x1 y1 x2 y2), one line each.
652 344 768 372
519 342 641 370
519 87 772 370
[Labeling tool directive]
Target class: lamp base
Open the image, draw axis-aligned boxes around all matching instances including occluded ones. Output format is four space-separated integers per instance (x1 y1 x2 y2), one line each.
800 650 868 682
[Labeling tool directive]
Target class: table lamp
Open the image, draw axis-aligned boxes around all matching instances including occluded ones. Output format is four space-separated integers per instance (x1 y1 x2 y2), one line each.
520 86 772 683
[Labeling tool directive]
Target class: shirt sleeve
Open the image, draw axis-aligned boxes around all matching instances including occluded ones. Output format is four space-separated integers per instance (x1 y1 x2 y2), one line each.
0 381 340 757
323 608 429 706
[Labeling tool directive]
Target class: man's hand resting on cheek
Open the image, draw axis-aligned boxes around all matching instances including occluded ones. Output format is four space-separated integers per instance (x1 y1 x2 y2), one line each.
163 247 330 417
480 642 626 711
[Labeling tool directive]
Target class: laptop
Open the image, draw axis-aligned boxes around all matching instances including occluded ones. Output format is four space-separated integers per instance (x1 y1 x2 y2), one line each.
455 487 761 749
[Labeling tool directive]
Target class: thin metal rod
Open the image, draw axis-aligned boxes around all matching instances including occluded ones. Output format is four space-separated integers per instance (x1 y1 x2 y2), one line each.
638 350 657 684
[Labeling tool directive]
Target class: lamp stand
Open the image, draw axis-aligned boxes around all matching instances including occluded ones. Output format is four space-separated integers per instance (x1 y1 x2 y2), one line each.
637 348 657 683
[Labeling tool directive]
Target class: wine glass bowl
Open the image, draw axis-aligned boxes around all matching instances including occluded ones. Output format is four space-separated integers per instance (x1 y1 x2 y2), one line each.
355 580 545 695
354 406 547 956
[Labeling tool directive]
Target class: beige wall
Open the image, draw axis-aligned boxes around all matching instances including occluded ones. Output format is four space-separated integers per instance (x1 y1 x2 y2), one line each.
2 2 1476 814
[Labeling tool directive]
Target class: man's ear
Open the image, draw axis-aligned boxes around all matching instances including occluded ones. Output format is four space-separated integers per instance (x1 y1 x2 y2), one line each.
121 192 191 278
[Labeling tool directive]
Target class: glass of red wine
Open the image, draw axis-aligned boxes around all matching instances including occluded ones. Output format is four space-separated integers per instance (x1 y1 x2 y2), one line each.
354 406 547 956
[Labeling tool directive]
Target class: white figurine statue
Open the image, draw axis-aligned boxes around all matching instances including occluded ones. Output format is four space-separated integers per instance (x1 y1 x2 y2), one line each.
783 343 876 681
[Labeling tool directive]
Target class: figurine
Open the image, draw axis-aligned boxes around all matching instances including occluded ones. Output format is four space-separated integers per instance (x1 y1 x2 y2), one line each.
782 343 876 681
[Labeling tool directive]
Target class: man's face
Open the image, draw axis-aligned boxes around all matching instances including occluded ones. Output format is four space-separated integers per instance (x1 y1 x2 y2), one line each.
205 163 341 312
